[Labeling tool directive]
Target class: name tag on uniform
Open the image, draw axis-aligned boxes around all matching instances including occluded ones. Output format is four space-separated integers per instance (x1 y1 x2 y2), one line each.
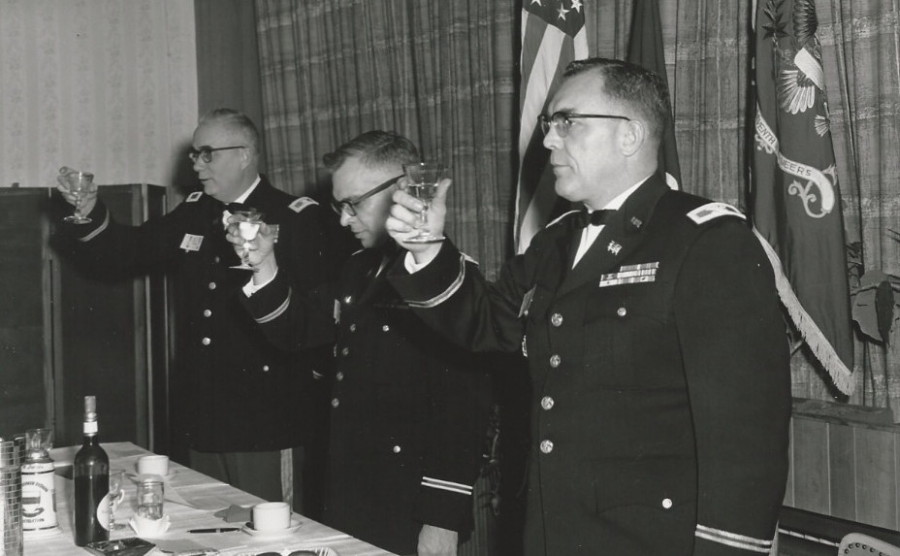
599 262 659 288
333 299 341 324
180 234 204 252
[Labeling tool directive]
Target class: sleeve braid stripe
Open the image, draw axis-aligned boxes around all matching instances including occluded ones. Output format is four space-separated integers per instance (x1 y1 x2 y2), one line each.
77 211 109 242
406 254 467 309
421 476 473 496
695 524 773 553
254 289 291 324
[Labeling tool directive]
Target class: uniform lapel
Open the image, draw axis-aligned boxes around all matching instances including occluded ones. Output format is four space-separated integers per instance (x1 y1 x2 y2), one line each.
557 174 669 297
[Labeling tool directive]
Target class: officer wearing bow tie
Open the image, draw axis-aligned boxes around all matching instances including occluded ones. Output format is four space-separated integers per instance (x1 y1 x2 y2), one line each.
386 59 791 555
54 108 336 511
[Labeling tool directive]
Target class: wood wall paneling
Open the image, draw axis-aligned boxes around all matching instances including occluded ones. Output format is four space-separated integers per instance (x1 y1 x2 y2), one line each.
854 427 897 529
791 417 831 514
787 403 900 532
828 422 857 522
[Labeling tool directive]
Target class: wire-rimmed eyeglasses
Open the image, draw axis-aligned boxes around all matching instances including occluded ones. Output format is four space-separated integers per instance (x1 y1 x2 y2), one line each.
330 175 403 217
538 111 631 138
188 145 247 164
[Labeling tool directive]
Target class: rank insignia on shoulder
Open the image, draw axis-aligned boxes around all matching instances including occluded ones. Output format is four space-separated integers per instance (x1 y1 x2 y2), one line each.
599 262 659 288
186 191 203 202
289 196 318 213
687 202 746 224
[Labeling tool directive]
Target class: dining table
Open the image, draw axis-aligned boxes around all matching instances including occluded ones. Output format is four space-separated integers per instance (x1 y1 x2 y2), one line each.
25 441 397 556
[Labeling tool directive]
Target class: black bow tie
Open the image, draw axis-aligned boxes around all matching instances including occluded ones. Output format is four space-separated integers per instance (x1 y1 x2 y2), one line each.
225 202 246 213
575 209 614 228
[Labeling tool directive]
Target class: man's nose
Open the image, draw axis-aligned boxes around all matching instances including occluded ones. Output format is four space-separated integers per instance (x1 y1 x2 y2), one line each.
542 126 562 150
339 210 352 227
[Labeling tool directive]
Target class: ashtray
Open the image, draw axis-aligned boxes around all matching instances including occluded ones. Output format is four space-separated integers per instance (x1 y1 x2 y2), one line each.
84 537 155 556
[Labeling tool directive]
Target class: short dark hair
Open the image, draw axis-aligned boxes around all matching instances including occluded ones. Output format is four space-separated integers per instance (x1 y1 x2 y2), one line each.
199 108 261 158
323 131 420 172
564 58 672 143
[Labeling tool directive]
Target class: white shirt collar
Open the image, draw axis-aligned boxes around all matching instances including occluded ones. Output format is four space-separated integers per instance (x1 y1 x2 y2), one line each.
584 173 654 214
232 175 262 204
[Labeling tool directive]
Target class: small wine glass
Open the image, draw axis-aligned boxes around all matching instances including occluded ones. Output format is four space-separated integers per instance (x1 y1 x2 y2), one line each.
60 168 95 224
108 470 126 530
401 161 447 243
230 208 264 270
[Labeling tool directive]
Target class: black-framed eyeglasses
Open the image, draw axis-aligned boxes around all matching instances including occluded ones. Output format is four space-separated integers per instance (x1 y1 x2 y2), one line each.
188 145 247 164
538 111 631 138
330 175 402 217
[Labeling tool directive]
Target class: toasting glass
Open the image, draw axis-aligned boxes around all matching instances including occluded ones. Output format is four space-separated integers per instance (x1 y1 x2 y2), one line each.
401 161 446 243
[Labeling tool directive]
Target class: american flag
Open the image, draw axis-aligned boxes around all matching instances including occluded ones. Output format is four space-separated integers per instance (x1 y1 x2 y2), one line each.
514 0 588 254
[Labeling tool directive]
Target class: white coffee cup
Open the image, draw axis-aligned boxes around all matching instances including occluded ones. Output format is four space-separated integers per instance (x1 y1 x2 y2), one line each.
251 502 290 531
137 454 169 478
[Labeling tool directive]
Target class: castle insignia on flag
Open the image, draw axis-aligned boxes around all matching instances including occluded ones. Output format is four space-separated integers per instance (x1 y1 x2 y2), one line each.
687 202 746 224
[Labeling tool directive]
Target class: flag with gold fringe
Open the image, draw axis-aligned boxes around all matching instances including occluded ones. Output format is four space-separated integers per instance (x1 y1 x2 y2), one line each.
515 0 588 254
751 0 854 394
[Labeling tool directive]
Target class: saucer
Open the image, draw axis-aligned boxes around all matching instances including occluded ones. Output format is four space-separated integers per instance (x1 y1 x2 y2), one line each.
241 518 303 539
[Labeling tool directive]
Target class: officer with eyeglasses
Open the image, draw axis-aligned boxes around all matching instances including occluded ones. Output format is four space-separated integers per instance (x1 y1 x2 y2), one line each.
54 108 335 512
385 58 791 555
227 130 491 556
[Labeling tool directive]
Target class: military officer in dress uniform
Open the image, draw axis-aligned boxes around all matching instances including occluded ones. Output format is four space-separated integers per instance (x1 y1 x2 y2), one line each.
228 130 491 556
385 59 792 555
54 108 332 509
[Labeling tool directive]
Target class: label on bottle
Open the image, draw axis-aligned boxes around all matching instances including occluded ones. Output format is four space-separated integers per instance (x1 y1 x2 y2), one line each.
83 421 98 435
97 492 111 531
21 460 59 534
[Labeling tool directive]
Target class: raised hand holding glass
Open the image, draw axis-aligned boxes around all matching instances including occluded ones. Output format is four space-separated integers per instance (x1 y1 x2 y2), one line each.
401 162 446 243
60 167 96 224
229 208 264 270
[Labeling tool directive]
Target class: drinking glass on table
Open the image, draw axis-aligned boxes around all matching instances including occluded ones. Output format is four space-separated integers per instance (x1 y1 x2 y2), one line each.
136 478 164 520
401 161 447 243
107 470 126 530
59 167 96 224
229 208 264 270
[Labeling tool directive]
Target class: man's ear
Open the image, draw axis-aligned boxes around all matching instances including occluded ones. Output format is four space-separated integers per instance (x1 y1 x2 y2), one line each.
239 147 253 170
619 119 646 157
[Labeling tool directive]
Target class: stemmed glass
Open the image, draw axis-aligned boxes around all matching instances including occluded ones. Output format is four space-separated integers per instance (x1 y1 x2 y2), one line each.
107 470 126 531
230 208 264 270
401 161 447 243
60 167 95 224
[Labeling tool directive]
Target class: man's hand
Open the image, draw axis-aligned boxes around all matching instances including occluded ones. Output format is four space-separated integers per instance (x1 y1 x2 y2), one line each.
225 216 279 283
386 177 450 266
56 168 98 217
417 524 458 556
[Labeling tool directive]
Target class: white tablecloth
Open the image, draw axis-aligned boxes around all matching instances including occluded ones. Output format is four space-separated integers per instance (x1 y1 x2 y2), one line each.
24 442 396 556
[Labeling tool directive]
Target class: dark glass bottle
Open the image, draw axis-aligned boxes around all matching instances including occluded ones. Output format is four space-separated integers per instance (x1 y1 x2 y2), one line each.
73 395 110 546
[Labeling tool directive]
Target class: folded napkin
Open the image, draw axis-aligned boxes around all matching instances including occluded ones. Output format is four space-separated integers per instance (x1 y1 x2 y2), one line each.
212 504 252 523
129 513 171 537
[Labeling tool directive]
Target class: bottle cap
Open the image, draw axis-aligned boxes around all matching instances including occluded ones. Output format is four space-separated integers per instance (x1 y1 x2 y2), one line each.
84 395 97 422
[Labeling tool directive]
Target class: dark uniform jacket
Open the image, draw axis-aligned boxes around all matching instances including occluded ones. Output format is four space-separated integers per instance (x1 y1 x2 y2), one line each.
56 177 331 453
388 174 791 555
244 246 491 555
